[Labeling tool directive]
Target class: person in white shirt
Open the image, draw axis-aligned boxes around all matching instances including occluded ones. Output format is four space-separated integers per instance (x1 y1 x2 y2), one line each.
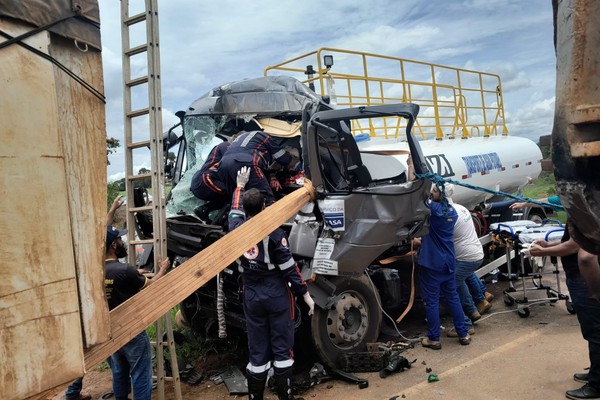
444 184 491 337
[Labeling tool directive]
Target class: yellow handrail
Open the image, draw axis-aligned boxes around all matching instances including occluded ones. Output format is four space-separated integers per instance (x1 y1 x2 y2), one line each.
264 48 508 140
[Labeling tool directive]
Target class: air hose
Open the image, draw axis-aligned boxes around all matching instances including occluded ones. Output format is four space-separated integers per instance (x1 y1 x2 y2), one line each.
217 272 227 339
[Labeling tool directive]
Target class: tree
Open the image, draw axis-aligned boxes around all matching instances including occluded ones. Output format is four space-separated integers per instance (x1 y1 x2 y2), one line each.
138 167 152 189
106 137 120 165
107 181 121 211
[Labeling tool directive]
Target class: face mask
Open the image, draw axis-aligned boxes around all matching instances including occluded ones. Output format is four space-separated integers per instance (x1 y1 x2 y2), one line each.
115 241 128 259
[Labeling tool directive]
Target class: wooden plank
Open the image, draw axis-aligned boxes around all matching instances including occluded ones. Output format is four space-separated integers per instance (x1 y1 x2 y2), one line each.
0 19 85 400
84 183 315 368
50 35 111 348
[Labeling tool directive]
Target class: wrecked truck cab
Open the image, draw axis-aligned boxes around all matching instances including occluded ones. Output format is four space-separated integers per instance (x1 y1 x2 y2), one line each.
165 76 432 370
166 75 327 218
295 103 431 368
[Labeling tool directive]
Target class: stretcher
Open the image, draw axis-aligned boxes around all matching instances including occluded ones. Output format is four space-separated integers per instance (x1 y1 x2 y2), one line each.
489 219 575 317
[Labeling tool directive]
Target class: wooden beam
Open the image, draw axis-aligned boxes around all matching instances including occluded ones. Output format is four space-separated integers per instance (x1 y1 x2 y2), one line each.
84 182 315 368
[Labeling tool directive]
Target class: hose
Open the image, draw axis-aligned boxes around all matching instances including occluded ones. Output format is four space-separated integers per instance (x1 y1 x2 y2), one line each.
217 272 227 339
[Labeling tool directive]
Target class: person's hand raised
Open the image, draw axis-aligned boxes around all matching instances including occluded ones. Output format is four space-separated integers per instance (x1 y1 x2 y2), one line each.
237 166 250 187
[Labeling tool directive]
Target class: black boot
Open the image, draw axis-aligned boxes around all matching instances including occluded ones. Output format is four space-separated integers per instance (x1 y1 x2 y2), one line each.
193 204 211 222
247 374 266 400
274 369 304 400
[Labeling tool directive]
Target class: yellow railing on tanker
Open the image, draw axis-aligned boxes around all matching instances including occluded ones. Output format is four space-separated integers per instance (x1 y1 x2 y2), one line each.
264 48 508 140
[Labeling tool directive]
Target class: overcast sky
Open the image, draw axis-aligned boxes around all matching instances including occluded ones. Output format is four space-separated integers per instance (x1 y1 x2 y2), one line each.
100 0 556 182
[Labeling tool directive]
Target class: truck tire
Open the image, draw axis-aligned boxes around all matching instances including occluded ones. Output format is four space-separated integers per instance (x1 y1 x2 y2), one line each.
310 275 382 369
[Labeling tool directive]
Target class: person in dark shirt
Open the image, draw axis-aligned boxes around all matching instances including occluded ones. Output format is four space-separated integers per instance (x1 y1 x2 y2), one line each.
530 225 600 399
218 131 300 206
229 166 314 400
104 225 170 400
65 197 126 400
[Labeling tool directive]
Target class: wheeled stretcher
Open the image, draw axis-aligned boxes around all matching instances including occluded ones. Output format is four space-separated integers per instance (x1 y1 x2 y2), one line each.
489 220 575 317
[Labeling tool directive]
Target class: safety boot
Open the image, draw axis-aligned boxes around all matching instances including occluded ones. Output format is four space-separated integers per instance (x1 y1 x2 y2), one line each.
193 204 211 222
247 374 266 400
274 369 304 400
476 299 492 314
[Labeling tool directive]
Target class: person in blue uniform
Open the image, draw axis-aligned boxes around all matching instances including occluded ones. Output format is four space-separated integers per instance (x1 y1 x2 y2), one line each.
229 166 314 400
218 130 300 206
407 155 470 350
190 140 231 220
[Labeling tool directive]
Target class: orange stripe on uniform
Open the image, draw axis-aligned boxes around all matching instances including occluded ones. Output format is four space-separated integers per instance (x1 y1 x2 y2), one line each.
203 173 222 192
287 288 295 320
232 187 242 209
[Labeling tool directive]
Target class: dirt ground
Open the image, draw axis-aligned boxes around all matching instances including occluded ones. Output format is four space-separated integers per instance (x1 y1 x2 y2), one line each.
49 274 588 400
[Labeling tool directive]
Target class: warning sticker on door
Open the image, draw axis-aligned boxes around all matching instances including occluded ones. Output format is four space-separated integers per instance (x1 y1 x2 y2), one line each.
318 199 345 232
312 259 339 275
314 238 335 259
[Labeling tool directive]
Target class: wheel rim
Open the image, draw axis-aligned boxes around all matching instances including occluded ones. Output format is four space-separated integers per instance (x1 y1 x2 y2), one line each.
325 291 370 349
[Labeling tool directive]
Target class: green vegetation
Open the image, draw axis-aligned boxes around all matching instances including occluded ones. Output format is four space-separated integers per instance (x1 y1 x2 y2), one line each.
521 171 556 199
520 171 566 223
144 307 246 369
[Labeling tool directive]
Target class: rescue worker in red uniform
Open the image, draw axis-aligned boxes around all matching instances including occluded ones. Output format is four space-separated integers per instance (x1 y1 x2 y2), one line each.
229 166 314 400
218 130 300 205
190 141 231 220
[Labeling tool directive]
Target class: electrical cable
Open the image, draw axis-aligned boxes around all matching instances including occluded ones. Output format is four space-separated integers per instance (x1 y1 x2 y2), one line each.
0 29 106 103
364 270 423 344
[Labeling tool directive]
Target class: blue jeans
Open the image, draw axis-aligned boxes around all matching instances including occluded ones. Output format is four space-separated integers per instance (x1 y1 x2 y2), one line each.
65 377 84 399
420 266 468 341
466 273 487 303
107 331 152 400
455 260 482 316
567 274 600 389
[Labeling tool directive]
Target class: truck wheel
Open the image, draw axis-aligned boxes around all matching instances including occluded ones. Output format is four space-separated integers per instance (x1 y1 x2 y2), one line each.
310 275 382 369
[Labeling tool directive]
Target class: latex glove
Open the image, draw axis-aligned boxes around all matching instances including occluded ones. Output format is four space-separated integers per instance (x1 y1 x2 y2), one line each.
270 176 282 191
303 292 315 316
236 166 250 187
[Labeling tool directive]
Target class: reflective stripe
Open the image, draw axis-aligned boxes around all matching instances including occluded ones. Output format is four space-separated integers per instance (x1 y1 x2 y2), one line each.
247 361 271 373
273 359 294 369
262 237 276 270
273 149 285 159
230 209 245 218
241 132 257 148
279 258 295 270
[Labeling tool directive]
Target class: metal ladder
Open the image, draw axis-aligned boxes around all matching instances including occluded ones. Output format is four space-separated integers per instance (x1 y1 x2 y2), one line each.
120 1 182 399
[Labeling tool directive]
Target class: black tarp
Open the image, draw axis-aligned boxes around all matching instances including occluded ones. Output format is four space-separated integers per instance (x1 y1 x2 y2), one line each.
0 0 101 50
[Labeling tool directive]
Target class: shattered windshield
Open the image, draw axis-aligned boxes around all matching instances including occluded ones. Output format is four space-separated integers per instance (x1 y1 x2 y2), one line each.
166 114 257 217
